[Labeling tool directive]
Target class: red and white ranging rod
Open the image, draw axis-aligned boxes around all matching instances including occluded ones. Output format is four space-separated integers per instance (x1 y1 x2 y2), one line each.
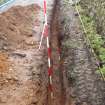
38 0 54 98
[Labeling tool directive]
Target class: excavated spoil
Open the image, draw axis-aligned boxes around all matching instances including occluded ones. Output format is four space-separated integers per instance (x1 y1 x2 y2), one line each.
0 4 40 49
0 4 48 105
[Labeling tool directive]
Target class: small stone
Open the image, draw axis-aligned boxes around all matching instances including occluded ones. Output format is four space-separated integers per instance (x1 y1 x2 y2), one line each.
3 46 8 50
31 98 38 105
25 38 36 45
74 12 79 16
11 53 26 58
9 68 13 71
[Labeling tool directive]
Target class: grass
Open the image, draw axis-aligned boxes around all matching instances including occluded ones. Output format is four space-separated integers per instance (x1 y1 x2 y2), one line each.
77 5 105 75
0 0 10 5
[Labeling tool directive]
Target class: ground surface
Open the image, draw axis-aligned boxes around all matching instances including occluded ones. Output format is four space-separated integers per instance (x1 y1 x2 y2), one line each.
60 1 105 105
0 0 43 13
0 4 47 105
0 1 105 105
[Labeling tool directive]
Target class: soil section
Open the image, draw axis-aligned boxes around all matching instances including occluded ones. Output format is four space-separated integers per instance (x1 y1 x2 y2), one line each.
0 4 47 105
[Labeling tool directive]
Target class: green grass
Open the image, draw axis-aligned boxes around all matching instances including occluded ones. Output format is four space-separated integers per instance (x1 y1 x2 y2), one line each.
0 0 10 5
77 5 105 75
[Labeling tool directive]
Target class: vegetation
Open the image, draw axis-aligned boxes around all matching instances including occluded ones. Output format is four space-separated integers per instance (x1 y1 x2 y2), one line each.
80 0 105 37
77 2 105 75
0 0 10 5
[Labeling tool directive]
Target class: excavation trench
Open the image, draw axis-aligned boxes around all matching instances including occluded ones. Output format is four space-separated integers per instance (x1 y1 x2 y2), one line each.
0 1 69 105
43 1 71 105
46 0 105 105
0 1 105 105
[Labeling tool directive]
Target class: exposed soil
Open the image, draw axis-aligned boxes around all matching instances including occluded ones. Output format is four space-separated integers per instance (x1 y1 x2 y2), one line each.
0 1 71 105
59 1 105 105
0 4 41 49
0 52 9 73
46 0 105 105
0 4 47 105
0 1 105 105
49 1 71 105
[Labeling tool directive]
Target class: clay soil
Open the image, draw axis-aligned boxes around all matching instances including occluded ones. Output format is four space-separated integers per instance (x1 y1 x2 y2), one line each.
0 4 48 105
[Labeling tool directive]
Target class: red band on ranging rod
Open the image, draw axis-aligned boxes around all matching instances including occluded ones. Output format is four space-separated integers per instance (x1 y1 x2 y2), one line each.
44 0 46 15
39 0 54 98
48 67 53 76
48 48 51 58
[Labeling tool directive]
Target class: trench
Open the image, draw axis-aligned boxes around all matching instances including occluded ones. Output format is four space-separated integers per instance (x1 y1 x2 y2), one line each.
41 1 71 105
42 0 105 105
0 0 105 105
